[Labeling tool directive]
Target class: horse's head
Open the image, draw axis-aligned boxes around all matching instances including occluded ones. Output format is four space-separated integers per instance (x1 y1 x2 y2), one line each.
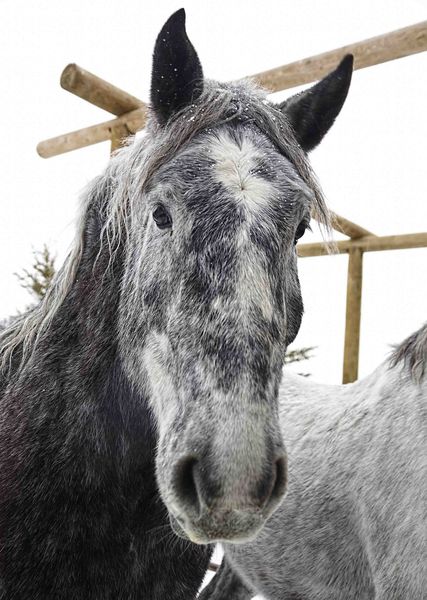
119 9 352 543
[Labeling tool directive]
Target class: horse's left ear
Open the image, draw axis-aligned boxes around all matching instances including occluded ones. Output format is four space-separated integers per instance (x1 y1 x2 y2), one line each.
150 9 204 125
278 54 353 152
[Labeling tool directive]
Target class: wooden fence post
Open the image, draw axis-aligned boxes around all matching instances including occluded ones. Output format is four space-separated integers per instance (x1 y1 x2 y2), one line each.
343 248 363 383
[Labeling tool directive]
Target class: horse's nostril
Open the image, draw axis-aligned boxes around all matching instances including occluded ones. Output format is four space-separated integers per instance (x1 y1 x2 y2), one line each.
257 454 287 509
271 455 287 502
173 456 201 516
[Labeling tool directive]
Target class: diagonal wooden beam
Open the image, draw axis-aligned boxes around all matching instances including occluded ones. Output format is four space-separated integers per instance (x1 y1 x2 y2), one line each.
61 64 144 116
328 212 374 238
310 211 375 238
252 20 427 92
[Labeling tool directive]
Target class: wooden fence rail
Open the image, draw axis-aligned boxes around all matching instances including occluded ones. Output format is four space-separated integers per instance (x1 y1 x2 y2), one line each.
37 108 146 158
297 232 427 257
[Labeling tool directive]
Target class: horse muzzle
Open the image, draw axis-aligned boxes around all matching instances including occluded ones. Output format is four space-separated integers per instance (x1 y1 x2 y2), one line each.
168 452 287 543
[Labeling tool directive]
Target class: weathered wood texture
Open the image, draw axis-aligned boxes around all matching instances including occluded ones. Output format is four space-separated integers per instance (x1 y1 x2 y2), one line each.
297 232 427 257
342 249 363 383
61 64 144 116
252 21 427 92
110 124 131 154
310 211 375 239
37 20 427 158
37 108 146 158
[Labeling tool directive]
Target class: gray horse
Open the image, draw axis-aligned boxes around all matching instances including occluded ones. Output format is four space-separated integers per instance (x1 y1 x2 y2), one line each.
0 9 353 598
201 324 427 599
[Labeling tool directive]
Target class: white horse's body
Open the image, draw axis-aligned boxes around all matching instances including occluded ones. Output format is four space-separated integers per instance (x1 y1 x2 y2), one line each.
213 326 427 599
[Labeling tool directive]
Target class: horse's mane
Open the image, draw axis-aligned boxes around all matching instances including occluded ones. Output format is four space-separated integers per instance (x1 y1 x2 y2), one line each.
390 322 427 383
0 78 331 377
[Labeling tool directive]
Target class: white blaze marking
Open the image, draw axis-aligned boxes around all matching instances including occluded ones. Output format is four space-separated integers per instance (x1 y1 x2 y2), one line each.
209 131 273 213
209 132 275 321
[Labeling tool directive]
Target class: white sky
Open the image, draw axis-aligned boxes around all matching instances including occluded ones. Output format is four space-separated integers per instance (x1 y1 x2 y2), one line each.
1 0 426 384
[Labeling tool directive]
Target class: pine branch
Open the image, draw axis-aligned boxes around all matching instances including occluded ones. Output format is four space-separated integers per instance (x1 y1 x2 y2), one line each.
284 346 316 365
15 245 56 301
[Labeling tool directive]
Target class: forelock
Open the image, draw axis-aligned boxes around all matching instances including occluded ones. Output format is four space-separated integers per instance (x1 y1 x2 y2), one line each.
143 79 330 227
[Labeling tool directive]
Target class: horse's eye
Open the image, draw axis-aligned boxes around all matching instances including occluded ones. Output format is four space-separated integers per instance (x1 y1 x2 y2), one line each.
294 221 308 244
153 205 172 230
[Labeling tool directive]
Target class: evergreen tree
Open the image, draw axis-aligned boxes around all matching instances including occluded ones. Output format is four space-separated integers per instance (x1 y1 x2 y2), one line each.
15 245 55 302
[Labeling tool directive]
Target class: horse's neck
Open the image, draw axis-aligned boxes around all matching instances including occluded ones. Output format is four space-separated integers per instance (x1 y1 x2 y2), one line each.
281 362 401 409
4 228 156 462
279 365 390 436
280 362 426 452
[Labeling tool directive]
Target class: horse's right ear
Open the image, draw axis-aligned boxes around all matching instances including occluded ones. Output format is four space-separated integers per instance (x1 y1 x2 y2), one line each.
150 9 204 126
